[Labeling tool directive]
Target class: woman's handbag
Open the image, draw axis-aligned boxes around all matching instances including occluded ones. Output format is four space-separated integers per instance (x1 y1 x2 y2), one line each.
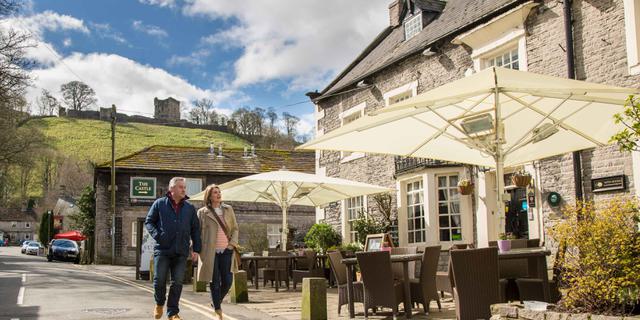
209 206 242 267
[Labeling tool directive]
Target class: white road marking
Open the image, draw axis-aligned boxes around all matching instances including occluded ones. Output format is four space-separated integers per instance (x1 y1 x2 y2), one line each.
74 266 231 320
21 273 26 283
17 286 24 305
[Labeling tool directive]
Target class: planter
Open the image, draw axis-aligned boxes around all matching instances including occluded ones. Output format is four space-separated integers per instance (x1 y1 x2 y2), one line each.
512 175 532 187
497 240 511 252
458 183 475 195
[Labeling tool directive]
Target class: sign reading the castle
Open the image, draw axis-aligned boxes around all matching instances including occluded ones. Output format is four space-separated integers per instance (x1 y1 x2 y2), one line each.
130 177 156 199
591 175 626 193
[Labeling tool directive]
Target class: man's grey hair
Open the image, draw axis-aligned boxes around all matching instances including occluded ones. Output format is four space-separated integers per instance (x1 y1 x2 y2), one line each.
169 177 186 188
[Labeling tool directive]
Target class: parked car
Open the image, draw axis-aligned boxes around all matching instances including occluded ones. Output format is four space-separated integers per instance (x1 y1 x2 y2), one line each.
25 242 43 255
47 239 80 264
21 240 35 254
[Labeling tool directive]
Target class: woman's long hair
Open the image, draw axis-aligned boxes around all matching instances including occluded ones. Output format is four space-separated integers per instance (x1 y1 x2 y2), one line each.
203 184 221 210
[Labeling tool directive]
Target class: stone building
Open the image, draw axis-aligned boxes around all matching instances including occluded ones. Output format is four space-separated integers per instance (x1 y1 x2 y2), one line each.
308 0 640 249
0 208 37 245
93 145 316 265
154 97 181 122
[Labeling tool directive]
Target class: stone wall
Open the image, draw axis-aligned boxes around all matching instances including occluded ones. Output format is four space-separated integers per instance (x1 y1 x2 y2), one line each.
490 303 635 320
94 170 315 265
315 0 639 246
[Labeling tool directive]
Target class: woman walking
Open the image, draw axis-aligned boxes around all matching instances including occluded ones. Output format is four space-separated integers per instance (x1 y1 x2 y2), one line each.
197 184 239 320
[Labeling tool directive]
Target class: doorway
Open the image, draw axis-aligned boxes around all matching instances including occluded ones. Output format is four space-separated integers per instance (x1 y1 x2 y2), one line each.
504 187 528 239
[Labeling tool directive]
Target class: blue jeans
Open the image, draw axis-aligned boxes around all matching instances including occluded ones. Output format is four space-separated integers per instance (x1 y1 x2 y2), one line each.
153 253 187 317
210 249 233 310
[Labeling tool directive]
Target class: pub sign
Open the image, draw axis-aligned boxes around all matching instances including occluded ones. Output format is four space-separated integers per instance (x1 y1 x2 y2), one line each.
130 177 157 199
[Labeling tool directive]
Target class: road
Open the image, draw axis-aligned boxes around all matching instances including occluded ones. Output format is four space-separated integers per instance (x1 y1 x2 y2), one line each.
0 246 275 320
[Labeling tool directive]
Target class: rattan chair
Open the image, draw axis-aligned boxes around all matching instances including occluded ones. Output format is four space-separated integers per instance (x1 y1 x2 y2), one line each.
262 251 290 289
410 245 442 313
450 247 502 320
292 249 324 290
327 251 364 315
390 246 417 281
435 243 473 298
356 251 405 318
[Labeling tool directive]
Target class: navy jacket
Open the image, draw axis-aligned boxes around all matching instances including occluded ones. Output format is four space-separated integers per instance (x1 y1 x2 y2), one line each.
145 194 201 256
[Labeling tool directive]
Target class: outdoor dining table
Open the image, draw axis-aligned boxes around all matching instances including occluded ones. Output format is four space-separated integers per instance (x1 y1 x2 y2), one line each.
240 255 295 292
498 247 552 302
342 253 423 319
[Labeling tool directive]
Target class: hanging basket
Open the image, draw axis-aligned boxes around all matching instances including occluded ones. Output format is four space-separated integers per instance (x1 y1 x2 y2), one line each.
457 183 475 195
512 175 532 187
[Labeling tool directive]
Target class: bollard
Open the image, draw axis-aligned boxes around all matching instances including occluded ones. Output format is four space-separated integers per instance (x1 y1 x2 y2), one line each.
301 278 327 320
192 262 207 292
230 271 248 303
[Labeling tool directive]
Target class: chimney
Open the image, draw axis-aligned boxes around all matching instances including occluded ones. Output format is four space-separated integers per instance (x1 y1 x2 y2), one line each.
389 0 405 27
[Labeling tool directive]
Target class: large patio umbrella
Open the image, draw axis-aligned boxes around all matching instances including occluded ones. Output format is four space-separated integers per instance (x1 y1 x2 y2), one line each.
300 67 638 231
191 170 393 249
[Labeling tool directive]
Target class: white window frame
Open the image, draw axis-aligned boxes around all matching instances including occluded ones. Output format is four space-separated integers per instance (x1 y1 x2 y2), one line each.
341 195 367 243
346 196 365 243
406 178 426 244
339 102 366 163
185 178 203 197
452 2 537 72
25 222 30 229
436 174 463 242
131 221 138 248
267 224 281 248
483 46 520 70
624 0 640 74
404 12 423 41
384 81 418 107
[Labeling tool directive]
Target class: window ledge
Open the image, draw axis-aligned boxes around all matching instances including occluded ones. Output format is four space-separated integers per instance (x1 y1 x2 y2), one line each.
630 63 640 75
340 152 365 163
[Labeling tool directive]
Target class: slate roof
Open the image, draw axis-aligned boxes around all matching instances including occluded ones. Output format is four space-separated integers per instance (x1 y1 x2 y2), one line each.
0 209 37 222
96 145 316 174
317 0 528 100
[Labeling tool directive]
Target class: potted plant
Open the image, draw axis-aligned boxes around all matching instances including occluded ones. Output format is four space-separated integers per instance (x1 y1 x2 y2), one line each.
457 178 475 195
512 169 532 187
497 232 516 252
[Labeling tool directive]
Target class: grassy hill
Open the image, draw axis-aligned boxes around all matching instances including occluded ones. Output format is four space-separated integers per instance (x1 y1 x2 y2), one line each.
26 117 248 164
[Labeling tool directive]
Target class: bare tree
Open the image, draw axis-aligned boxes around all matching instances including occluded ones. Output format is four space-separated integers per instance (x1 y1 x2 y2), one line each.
267 108 278 129
282 112 299 138
60 81 97 111
36 89 59 115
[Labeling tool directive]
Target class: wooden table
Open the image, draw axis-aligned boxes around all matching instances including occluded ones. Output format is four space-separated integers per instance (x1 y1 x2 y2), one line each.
241 255 294 292
342 253 422 319
498 247 551 302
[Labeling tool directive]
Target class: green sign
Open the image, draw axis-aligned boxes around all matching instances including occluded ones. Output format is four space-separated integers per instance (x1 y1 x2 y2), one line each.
547 192 562 207
130 177 156 199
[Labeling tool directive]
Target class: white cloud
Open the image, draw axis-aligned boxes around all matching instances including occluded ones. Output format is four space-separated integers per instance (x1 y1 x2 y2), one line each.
6 10 90 35
90 23 128 45
296 111 315 139
62 38 72 47
27 52 241 118
184 0 389 90
132 20 168 38
139 0 176 8
167 49 210 67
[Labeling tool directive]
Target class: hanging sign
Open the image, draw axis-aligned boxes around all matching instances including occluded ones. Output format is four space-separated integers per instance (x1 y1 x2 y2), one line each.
130 177 157 199
527 191 536 208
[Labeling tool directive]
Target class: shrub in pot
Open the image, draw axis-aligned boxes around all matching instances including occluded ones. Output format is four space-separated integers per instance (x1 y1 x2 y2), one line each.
512 170 532 187
497 232 516 252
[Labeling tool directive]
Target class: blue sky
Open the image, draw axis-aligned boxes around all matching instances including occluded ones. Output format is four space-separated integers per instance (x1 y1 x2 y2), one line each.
3 0 389 137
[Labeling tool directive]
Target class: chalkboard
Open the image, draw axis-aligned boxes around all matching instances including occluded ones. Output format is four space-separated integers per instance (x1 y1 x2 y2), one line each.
365 233 394 252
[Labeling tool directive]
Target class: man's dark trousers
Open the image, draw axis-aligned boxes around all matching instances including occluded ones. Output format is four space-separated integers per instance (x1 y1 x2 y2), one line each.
153 253 187 317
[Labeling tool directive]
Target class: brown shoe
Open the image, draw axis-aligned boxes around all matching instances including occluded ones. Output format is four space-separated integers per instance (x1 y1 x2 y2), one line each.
154 305 163 319
215 309 224 320
168 314 182 320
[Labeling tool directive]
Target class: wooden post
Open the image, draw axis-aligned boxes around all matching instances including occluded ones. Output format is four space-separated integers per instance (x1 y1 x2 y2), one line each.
301 278 327 320
230 271 248 303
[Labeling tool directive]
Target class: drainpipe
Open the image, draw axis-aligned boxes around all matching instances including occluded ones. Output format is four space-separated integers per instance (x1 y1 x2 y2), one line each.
563 0 584 202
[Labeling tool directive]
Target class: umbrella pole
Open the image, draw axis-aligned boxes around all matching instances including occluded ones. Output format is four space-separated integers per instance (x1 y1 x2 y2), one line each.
494 79 506 236
281 205 288 251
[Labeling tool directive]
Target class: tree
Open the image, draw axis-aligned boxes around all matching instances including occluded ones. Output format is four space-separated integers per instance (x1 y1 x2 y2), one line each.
611 95 640 152
36 89 59 115
282 112 299 138
267 108 278 129
60 81 97 111
38 211 51 246
69 186 95 264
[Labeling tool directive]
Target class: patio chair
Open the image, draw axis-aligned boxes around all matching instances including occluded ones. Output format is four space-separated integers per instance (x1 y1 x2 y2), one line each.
262 251 290 289
390 246 417 281
435 243 473 298
450 247 502 320
292 249 324 290
327 251 364 315
410 245 442 313
527 238 541 247
356 251 405 318
515 240 564 303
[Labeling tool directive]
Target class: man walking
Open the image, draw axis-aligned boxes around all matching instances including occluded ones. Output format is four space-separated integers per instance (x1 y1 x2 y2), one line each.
146 177 201 320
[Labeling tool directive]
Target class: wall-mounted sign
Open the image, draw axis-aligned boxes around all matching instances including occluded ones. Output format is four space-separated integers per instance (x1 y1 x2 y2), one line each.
591 175 626 193
547 192 561 207
130 177 157 199
527 191 536 208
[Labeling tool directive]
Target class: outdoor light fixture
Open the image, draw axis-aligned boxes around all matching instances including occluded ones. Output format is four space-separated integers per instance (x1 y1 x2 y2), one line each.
460 113 494 136
356 80 370 88
422 47 437 57
531 123 559 143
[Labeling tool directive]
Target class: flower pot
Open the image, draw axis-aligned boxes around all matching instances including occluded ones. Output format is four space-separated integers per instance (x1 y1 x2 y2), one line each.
356 271 362 282
497 240 511 252
458 183 474 195
512 175 532 187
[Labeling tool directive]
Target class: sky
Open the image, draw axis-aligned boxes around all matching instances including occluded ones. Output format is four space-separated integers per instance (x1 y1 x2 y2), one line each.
0 0 389 139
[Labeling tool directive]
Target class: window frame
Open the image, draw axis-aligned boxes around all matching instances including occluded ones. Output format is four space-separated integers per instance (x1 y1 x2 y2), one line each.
339 102 366 163
404 12 423 41
406 179 426 244
267 224 281 248
624 0 640 74
131 220 138 248
345 196 365 243
483 46 520 70
184 178 203 197
384 81 418 107
436 174 463 243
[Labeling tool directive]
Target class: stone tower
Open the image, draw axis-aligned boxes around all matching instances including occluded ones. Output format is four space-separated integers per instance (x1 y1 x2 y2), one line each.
154 97 181 121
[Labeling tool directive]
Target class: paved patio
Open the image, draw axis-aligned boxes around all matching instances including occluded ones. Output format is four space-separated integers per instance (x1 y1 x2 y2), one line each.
240 284 458 319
